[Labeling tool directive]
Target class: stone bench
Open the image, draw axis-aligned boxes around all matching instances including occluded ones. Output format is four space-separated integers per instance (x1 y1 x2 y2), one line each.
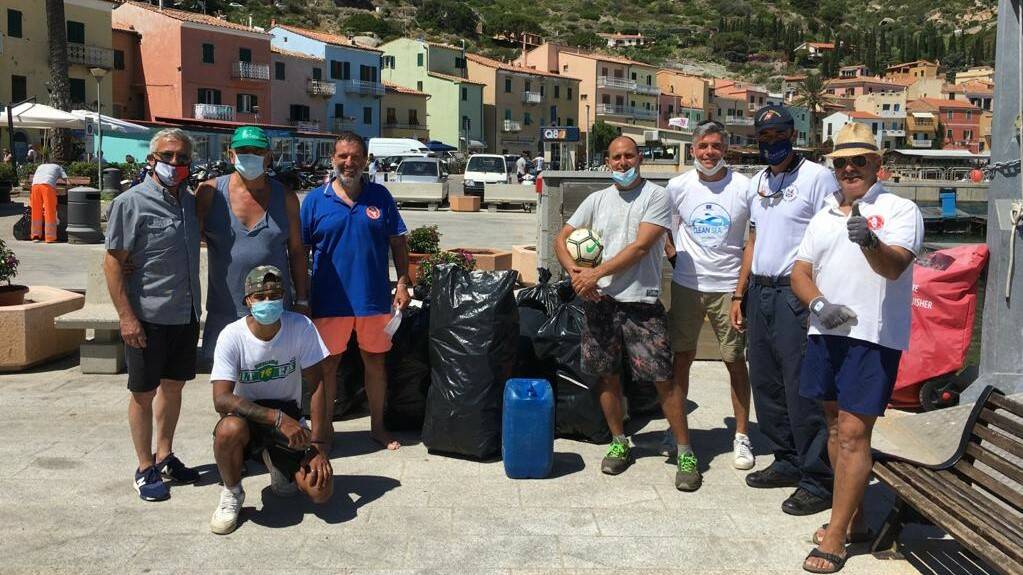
55 248 209 374
387 182 447 211
483 183 538 212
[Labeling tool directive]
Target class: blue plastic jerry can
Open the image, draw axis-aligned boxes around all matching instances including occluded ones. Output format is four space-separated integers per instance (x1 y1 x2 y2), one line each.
502 378 554 479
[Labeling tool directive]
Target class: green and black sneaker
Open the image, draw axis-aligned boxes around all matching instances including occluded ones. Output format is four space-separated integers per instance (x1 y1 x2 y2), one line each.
600 438 634 475
675 452 702 492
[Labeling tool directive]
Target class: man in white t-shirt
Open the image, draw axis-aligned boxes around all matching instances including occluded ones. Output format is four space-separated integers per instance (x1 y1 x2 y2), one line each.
663 121 757 490
738 105 838 516
208 265 332 535
792 123 922 573
555 136 683 487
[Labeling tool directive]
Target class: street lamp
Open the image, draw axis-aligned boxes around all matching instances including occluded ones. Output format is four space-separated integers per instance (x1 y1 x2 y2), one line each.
90 67 107 190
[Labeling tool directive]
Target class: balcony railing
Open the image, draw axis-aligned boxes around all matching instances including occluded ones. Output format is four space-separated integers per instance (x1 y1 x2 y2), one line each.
502 119 522 132
747 103 758 113
67 42 114 68
724 116 754 126
631 107 657 120
232 61 271 81
597 76 635 91
632 83 659 96
306 79 336 97
292 120 321 132
910 138 933 148
343 80 386 97
884 129 906 137
522 91 542 104
333 118 356 132
878 110 907 118
194 103 234 121
383 121 424 130
596 103 628 116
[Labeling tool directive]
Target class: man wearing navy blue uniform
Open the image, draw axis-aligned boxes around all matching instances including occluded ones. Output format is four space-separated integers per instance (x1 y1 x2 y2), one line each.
301 132 411 451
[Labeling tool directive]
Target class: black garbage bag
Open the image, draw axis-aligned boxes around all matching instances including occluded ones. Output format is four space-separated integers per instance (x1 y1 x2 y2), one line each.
334 334 367 419
515 268 561 316
514 304 554 380
384 303 432 431
623 361 661 417
534 299 612 444
422 265 519 459
12 206 31 241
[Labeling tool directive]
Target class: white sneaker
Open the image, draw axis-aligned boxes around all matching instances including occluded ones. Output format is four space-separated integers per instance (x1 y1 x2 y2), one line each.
659 429 676 457
733 435 755 470
262 449 299 497
210 487 245 535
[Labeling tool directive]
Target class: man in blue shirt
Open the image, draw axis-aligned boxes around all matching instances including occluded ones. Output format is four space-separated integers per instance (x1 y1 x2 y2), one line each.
301 132 411 451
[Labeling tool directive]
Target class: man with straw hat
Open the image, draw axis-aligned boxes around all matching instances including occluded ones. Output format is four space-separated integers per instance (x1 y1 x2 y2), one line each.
791 122 923 573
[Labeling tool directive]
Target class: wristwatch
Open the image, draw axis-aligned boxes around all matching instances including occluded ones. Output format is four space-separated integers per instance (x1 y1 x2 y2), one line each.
810 297 826 314
295 298 309 306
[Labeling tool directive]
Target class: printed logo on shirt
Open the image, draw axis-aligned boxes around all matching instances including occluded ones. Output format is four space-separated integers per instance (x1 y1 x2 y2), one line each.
867 215 885 230
239 358 296 384
783 186 798 201
365 206 381 220
687 202 731 248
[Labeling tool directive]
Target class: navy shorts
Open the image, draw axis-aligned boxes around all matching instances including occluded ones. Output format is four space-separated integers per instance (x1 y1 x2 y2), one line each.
799 335 902 416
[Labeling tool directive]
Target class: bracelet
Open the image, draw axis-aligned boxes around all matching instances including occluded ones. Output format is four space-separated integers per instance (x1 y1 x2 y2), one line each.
273 409 283 430
730 294 743 301
295 298 308 306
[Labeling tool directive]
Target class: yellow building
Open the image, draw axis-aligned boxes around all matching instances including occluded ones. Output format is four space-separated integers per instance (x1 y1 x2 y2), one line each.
955 66 995 85
381 82 429 140
1 0 115 157
884 60 939 83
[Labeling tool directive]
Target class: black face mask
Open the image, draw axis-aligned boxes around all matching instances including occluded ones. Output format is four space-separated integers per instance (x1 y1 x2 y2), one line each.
759 138 793 165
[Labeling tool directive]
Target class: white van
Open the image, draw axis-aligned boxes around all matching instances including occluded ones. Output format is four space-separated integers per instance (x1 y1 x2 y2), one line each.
367 138 431 159
462 154 511 197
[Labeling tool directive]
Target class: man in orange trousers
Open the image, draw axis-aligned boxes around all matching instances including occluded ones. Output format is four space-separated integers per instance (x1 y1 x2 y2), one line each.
30 163 67 243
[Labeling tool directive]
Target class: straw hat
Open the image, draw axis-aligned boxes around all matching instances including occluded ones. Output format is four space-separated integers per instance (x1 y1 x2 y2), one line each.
826 123 882 158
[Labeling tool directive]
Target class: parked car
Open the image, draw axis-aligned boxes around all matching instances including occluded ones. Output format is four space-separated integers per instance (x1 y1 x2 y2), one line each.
368 137 431 159
394 157 448 184
462 154 511 198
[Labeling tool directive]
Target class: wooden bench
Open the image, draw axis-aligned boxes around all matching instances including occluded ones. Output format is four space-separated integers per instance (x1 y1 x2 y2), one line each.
870 385 1023 575
483 183 538 212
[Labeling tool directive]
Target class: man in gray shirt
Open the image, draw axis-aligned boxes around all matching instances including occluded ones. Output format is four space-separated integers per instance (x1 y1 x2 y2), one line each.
555 136 687 489
104 128 202 502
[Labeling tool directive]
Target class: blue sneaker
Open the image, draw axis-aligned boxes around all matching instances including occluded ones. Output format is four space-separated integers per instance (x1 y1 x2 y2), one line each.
157 452 199 484
134 466 170 502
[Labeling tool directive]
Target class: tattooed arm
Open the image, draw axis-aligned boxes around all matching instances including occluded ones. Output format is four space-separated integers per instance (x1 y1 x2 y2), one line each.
212 380 310 448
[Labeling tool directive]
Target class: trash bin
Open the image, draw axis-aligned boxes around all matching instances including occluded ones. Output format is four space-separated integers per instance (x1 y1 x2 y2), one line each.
939 187 957 219
102 167 123 197
66 186 104 244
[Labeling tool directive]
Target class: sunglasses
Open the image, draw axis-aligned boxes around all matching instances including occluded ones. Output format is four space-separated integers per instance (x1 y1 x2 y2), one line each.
832 156 869 169
152 151 192 165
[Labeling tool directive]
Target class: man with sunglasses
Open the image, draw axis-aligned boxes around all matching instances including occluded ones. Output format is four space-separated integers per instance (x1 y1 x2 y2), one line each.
737 105 838 516
793 123 922 573
661 120 757 490
104 128 203 502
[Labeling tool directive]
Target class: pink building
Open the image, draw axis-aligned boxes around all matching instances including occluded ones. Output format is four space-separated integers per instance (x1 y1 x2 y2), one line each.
824 76 907 98
270 47 329 132
112 1 272 124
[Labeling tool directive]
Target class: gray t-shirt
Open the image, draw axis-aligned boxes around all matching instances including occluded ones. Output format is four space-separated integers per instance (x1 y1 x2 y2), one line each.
566 180 671 303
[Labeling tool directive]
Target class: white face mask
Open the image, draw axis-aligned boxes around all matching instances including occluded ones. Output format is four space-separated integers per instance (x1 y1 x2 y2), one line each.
693 156 727 177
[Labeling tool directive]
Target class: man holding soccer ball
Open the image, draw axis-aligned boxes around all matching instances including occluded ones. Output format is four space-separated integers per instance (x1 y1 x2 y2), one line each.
555 136 689 488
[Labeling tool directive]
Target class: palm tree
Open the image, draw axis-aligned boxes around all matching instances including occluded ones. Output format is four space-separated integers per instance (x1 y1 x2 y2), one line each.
793 72 827 151
44 0 72 162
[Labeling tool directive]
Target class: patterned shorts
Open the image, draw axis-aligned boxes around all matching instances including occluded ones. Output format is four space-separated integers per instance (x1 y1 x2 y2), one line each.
581 296 673 382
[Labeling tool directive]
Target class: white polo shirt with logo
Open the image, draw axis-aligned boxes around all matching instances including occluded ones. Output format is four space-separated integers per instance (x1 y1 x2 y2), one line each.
748 158 839 278
795 183 924 350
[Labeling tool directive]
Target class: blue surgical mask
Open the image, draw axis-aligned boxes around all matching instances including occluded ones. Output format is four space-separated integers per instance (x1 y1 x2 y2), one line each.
759 138 793 165
250 299 284 325
234 153 266 180
611 166 639 187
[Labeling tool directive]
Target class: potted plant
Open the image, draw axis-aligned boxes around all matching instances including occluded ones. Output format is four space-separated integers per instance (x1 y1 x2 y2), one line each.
413 249 476 300
0 238 27 306
407 224 441 284
0 163 16 204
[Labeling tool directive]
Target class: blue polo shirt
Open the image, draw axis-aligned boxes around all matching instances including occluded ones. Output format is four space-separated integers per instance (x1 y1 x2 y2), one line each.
301 179 407 318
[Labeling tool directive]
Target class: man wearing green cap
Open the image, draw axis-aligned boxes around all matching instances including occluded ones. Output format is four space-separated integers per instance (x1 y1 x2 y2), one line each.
196 126 309 366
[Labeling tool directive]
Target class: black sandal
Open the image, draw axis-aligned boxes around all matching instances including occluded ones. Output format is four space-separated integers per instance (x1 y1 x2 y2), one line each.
812 522 875 545
803 547 848 573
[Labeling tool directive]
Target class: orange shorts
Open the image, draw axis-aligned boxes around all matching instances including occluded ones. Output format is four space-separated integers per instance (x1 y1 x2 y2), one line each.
313 315 393 355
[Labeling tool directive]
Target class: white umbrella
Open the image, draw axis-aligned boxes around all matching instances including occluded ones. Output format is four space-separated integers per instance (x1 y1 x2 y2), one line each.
70 110 150 134
1 102 83 129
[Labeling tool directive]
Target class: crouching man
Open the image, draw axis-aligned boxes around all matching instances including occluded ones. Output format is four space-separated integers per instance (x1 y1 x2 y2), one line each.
208 265 334 535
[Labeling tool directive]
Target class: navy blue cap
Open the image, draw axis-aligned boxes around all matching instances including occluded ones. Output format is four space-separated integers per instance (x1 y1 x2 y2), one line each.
754 105 794 134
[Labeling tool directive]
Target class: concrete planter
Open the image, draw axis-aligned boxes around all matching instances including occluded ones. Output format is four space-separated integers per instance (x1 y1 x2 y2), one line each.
450 195 480 212
512 244 538 285
451 248 512 272
0 286 85 371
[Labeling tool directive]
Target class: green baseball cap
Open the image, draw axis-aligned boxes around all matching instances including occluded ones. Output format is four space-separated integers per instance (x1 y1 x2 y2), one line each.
231 126 269 150
244 265 283 297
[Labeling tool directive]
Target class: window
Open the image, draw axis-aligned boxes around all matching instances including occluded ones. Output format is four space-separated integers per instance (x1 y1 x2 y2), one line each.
550 106 557 124
197 88 221 104
114 50 125 70
601 67 608 76
540 84 544 97
615 96 623 106
7 9 22 38
525 80 531 93
385 107 397 124
330 60 342 80
461 87 468 101
274 62 285 80
202 43 215 64
566 117 574 126
646 75 652 85
894 103 901 111
631 72 637 81
237 93 258 113
504 109 512 120
69 78 86 104
567 86 572 100
871 123 878 134
947 111 954 120
554 85 560 99
408 109 419 125
504 78 512 93
359 64 376 82
601 94 610 105
964 130 973 140
11 75 26 102
455 57 466 69
946 129 953 138
289 104 310 121
524 112 532 125
667 104 674 114
965 111 972 120
66 21 85 44
417 52 424 67
382 55 395 69
334 103 344 118
312 67 322 81
417 81 423 91
363 106 372 125
342 62 351 80
239 47 251 63
882 103 891 111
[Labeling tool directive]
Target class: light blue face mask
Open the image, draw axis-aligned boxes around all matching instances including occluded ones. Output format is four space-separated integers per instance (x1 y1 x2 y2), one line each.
250 299 284 325
611 166 639 187
234 153 266 180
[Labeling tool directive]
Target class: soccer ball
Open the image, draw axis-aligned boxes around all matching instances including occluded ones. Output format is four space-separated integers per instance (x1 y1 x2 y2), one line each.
566 228 603 268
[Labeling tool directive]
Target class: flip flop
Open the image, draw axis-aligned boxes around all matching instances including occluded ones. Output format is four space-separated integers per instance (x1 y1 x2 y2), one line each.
803 547 848 573
812 523 875 545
